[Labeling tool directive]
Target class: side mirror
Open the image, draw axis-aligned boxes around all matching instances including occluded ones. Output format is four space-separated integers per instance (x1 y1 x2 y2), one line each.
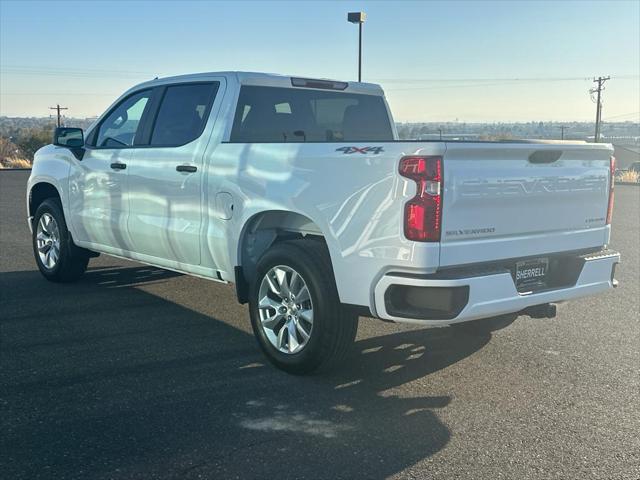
53 127 85 160
54 127 84 147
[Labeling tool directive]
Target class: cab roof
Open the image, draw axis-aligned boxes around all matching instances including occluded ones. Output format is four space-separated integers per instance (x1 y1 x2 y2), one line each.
132 71 384 96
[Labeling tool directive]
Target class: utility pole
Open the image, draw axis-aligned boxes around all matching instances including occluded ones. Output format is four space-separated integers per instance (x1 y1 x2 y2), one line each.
590 76 610 143
560 125 567 140
438 127 443 140
49 104 68 128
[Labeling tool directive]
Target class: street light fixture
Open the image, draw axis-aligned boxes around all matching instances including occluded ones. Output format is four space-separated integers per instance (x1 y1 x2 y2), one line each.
347 11 366 82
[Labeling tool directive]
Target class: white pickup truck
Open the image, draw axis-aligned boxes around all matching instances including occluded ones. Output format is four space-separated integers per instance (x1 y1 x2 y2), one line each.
27 72 620 373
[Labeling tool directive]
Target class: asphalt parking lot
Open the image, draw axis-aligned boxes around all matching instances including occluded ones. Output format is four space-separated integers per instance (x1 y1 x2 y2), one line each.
1 170 639 479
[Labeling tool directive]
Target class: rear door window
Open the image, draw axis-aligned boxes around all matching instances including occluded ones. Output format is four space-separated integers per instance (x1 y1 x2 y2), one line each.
230 86 393 142
149 82 219 147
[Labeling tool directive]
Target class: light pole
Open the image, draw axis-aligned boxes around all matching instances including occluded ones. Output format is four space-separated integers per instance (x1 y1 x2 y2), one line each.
347 12 366 82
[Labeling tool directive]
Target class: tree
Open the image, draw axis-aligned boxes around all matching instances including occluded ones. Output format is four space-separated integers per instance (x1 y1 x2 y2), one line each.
0 136 21 161
13 126 53 160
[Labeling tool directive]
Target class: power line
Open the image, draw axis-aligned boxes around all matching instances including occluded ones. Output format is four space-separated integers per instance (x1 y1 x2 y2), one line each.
384 74 639 92
2 64 156 75
590 76 610 142
384 78 595 92
601 111 640 121
0 68 159 80
2 66 638 84
376 74 638 84
381 76 590 84
1 65 158 79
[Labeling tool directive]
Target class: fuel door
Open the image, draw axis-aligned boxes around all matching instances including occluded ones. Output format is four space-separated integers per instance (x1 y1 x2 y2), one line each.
215 192 234 220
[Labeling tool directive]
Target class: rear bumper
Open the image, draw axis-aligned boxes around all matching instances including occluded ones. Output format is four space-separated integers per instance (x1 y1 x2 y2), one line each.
373 250 620 325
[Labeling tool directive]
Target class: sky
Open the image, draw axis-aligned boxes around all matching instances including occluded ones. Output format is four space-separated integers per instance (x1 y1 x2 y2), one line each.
0 0 639 122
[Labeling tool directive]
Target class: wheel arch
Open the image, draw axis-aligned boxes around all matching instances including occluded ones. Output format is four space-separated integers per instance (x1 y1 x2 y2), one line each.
234 210 328 304
28 181 62 219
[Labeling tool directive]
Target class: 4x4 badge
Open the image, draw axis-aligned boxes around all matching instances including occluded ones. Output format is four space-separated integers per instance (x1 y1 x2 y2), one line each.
336 146 384 155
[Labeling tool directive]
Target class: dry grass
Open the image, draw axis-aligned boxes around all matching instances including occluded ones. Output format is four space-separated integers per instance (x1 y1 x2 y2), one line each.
617 170 640 183
0 158 32 169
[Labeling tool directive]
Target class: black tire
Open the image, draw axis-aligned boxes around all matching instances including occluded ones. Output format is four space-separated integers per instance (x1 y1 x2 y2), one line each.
248 239 358 375
32 198 89 282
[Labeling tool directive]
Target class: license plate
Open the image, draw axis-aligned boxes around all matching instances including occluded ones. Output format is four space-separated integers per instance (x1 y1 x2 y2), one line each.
515 258 549 291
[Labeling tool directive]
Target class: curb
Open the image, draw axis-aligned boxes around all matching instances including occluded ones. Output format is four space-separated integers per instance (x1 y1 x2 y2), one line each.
617 182 640 186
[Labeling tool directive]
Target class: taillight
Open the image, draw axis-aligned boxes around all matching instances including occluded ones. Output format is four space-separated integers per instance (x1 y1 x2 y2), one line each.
399 156 443 241
606 155 615 225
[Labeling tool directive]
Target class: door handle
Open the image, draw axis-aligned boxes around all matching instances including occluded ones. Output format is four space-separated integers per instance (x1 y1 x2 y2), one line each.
176 165 197 173
110 162 127 170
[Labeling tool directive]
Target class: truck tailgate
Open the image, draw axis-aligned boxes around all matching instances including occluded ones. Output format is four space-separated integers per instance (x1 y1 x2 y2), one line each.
440 142 613 267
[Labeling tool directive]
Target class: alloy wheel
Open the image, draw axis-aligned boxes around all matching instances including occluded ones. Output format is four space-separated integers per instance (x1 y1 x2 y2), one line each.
257 265 314 354
36 213 61 269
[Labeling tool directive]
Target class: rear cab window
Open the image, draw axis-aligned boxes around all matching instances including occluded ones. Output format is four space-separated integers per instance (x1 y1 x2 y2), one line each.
230 86 393 142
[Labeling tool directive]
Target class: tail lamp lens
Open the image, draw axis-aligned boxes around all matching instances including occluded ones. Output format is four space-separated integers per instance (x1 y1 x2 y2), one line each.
399 156 443 241
606 155 615 225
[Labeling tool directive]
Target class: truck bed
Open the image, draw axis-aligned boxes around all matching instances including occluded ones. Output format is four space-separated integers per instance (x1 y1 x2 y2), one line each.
214 139 614 307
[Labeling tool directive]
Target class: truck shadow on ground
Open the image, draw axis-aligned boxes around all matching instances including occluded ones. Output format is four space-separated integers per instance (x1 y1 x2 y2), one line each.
1 265 513 480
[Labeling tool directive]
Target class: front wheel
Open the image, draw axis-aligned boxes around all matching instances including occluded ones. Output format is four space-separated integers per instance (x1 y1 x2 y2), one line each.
32 198 89 282
249 239 358 374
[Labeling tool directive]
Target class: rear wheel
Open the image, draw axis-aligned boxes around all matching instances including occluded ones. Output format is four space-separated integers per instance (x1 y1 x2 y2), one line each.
32 198 89 282
249 239 358 374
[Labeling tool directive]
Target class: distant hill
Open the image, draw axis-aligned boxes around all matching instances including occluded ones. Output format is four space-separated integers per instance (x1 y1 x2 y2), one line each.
0 117 98 167
2 116 638 143
396 120 640 142
0 116 96 136
1 116 638 168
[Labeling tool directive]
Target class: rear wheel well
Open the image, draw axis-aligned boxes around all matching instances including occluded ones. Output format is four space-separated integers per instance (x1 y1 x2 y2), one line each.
235 211 327 304
29 183 61 219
